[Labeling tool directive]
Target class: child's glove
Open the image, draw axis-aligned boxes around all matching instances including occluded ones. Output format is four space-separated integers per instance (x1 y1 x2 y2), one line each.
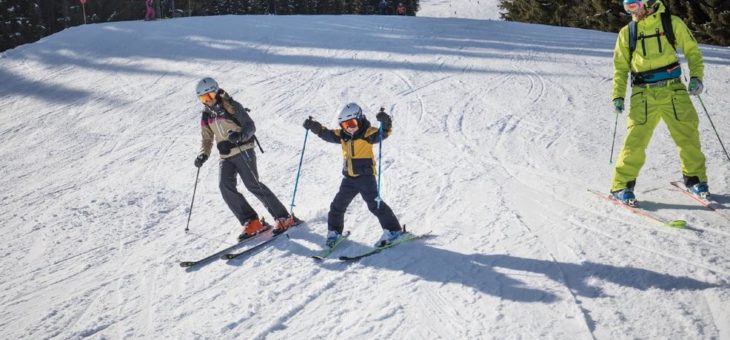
376 109 392 129
303 117 323 134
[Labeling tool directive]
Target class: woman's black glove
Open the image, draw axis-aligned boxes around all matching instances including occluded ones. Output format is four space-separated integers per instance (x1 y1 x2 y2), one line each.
217 141 233 155
227 130 243 145
194 154 208 168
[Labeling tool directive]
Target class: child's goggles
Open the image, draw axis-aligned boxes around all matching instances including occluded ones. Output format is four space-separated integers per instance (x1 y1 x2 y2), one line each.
623 0 644 14
340 118 359 129
198 92 216 103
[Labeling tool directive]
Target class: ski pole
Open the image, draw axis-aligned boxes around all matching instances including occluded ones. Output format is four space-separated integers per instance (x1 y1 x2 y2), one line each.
185 167 201 233
290 118 310 213
697 94 730 163
609 110 620 164
375 108 385 209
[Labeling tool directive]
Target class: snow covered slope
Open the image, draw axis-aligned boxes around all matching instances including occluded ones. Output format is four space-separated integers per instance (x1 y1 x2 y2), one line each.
1 13 729 339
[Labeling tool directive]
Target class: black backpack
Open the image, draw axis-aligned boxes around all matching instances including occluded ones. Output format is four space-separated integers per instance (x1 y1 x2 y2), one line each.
627 3 676 65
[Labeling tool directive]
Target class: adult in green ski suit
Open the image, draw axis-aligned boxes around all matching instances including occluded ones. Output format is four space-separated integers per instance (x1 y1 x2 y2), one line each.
611 0 708 201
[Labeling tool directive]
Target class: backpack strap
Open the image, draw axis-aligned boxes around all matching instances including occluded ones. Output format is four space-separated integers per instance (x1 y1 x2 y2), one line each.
627 11 676 73
628 20 638 66
223 110 241 127
661 12 676 51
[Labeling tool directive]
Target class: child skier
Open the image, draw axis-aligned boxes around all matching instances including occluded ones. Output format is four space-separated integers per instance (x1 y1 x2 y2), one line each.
302 103 403 248
193 77 298 241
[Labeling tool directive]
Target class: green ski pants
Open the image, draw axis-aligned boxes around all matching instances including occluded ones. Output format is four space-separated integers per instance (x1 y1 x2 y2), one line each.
611 81 707 192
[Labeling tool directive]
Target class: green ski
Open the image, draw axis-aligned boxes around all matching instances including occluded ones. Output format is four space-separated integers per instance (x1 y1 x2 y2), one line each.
311 231 351 261
338 232 431 261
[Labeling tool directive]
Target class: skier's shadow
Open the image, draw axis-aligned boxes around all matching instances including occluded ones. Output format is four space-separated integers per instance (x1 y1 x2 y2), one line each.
638 200 707 212
709 193 730 209
284 229 721 303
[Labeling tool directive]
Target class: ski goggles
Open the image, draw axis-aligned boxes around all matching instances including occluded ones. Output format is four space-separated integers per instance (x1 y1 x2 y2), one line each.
198 92 216 103
623 0 644 14
340 118 359 130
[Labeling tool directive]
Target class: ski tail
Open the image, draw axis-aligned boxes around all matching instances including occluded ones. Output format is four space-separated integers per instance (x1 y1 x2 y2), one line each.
669 181 730 222
179 227 273 268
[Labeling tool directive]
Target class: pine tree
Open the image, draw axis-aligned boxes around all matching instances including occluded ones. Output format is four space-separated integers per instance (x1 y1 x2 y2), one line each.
582 0 625 32
499 0 555 25
1 0 45 51
499 0 729 46
694 0 730 45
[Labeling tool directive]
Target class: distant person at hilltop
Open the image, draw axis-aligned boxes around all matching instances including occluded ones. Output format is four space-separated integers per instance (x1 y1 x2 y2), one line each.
144 0 155 21
396 2 406 16
378 0 389 15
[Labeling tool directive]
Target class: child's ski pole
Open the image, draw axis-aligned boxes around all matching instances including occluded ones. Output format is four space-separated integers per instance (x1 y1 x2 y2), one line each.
376 108 385 209
290 118 311 213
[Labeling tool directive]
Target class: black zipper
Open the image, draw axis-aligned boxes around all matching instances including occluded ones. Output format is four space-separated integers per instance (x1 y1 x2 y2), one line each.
656 28 663 53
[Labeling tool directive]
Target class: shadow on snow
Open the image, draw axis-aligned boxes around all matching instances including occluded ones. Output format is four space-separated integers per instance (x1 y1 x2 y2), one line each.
7 16 728 104
274 227 721 304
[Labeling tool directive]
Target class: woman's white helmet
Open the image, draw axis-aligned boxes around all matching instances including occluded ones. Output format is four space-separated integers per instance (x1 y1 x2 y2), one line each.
196 77 219 96
338 103 363 123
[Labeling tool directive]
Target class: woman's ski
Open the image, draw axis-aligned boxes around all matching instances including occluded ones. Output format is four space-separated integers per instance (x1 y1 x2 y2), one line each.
179 226 272 268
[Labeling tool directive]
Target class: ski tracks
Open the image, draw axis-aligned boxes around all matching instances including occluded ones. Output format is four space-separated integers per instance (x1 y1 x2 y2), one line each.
247 279 339 339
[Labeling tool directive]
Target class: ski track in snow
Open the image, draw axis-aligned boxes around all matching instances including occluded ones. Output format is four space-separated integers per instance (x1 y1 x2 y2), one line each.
1 8 729 340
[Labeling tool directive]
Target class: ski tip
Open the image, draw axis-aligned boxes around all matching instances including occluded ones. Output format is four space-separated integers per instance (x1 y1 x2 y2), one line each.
667 219 687 229
179 262 195 268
